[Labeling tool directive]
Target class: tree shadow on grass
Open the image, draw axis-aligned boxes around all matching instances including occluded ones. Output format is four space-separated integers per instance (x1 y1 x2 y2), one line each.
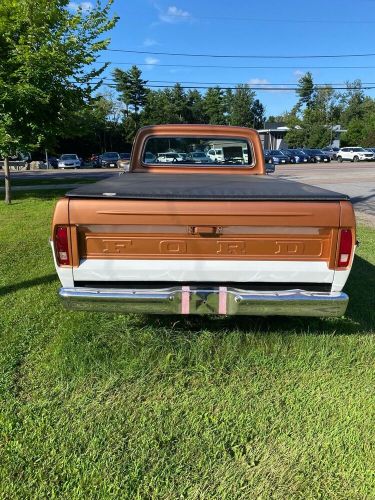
143 255 375 336
5 189 68 202
0 274 57 297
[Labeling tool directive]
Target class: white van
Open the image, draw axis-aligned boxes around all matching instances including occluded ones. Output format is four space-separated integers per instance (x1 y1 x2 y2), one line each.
207 148 224 163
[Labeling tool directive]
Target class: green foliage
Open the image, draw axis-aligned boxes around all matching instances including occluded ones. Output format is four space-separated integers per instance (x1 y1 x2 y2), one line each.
0 0 118 155
286 74 344 147
229 85 256 127
296 72 315 109
251 99 266 129
113 65 148 116
342 119 366 146
204 87 226 124
185 89 206 123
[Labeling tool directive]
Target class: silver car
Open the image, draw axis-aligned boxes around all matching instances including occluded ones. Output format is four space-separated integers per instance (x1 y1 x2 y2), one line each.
58 154 81 169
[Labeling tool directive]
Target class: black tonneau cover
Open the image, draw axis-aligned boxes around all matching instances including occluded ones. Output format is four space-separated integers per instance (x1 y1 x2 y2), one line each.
66 173 349 201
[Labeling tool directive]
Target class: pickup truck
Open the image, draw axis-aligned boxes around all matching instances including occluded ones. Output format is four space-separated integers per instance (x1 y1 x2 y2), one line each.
51 124 356 317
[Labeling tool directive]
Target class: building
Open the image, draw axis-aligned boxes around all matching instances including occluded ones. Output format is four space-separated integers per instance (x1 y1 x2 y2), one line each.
257 122 347 149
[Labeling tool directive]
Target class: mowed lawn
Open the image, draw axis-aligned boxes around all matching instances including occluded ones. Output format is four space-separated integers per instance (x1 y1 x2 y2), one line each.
0 191 374 499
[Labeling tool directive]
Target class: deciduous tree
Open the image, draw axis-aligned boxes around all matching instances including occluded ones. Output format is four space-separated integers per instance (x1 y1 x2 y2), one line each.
0 0 117 203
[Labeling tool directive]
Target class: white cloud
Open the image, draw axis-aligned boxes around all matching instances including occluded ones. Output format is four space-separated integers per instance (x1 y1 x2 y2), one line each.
68 1 93 13
248 78 293 94
159 6 192 23
248 78 270 85
294 70 304 77
144 57 160 70
143 38 158 47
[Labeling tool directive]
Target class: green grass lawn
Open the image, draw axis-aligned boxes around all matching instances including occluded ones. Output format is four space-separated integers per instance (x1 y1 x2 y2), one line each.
1 192 374 499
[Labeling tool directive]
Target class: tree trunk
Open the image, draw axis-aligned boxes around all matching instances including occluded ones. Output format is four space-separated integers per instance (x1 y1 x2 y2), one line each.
4 156 11 204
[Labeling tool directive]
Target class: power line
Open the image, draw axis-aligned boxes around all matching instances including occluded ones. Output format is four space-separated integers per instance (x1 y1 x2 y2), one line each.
104 48 375 60
95 81 375 91
94 61 375 70
87 77 375 87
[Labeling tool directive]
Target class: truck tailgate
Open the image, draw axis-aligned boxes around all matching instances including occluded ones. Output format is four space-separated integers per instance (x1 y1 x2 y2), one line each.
67 197 343 285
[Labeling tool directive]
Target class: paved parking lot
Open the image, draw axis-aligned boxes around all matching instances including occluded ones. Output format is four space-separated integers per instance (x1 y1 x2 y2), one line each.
2 161 375 224
275 162 375 224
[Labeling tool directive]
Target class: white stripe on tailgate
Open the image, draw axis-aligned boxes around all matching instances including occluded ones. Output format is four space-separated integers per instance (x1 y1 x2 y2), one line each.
72 259 334 284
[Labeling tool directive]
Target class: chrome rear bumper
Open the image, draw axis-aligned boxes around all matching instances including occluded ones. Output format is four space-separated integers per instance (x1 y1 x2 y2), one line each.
59 286 348 317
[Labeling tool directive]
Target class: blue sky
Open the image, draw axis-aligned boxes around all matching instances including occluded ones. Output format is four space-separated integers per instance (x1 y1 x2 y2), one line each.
70 0 375 117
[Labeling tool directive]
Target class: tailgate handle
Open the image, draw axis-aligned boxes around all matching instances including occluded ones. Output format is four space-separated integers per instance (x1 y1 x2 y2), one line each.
190 226 222 235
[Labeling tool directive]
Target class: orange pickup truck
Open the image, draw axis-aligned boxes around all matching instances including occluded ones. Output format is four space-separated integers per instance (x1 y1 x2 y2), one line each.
51 124 356 317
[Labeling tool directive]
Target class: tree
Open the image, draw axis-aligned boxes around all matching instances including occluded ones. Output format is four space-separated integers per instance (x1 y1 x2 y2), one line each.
203 87 226 125
168 84 189 123
185 89 206 123
251 99 266 129
142 90 170 125
229 85 256 127
113 65 148 116
340 80 365 125
296 72 315 109
0 0 117 203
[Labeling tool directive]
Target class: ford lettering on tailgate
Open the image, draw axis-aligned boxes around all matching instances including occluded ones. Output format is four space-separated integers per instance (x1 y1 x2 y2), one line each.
81 234 327 260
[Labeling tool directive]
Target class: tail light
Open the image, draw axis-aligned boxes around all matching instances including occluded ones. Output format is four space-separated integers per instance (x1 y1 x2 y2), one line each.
55 226 70 266
337 229 353 268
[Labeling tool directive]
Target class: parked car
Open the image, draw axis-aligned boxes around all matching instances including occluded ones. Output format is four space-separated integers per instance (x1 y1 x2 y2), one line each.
46 156 59 168
302 149 331 163
89 153 101 167
293 149 314 162
264 150 281 165
0 152 31 170
207 148 224 163
144 152 156 163
279 150 296 163
186 151 213 164
57 154 81 169
364 148 375 159
101 152 120 168
157 152 185 163
267 150 289 164
336 147 374 162
286 149 311 163
117 152 131 171
321 147 340 160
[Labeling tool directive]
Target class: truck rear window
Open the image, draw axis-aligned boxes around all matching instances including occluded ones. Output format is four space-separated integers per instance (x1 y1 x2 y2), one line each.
143 137 254 167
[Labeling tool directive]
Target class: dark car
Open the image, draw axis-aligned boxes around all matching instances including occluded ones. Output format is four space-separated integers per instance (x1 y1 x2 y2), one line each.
365 148 375 159
267 150 290 164
47 156 58 168
321 147 340 160
119 152 131 161
101 152 120 168
302 149 331 163
284 149 310 163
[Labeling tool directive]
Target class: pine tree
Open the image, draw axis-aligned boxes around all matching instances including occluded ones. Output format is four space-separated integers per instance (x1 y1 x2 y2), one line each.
229 85 256 127
251 99 266 129
297 72 315 109
113 65 148 116
204 87 226 125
